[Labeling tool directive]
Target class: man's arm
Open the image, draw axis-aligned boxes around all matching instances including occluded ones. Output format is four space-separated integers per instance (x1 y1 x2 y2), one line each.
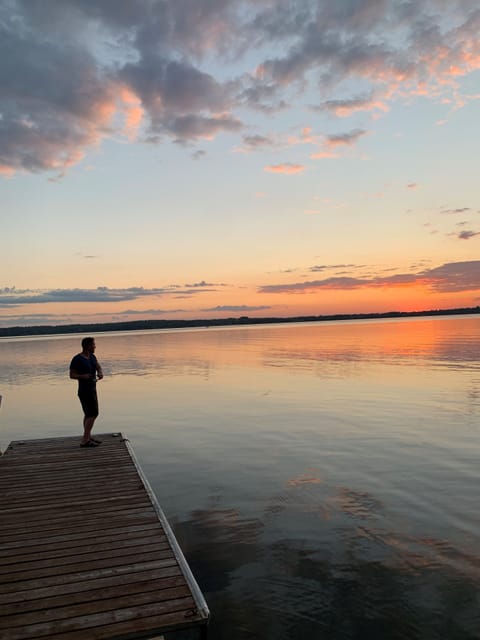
70 368 92 381
95 361 104 380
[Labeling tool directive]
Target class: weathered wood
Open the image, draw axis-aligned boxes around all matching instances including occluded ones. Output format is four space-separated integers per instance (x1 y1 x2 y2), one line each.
1 575 187 617
0 531 167 563
0 518 160 546
1 566 184 605
0 433 209 639
0 509 158 538
0 543 173 575
0 586 193 629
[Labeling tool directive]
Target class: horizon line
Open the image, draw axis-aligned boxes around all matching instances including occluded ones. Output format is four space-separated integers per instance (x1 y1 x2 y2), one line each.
1 305 479 338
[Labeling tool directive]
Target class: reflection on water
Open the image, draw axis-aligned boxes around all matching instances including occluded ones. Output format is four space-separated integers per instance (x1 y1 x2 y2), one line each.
0 316 479 639
1 316 480 385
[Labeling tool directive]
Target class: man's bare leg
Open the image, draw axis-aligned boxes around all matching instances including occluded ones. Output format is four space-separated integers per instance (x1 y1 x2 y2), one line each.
82 416 96 444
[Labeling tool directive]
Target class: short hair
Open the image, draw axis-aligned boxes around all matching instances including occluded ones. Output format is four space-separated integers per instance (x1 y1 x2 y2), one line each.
81 337 95 349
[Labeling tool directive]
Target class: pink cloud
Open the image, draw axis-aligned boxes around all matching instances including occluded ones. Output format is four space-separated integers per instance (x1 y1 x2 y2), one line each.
310 129 368 159
119 87 145 139
325 129 368 148
317 95 389 118
0 165 15 177
1 2 479 176
259 261 480 294
264 163 305 175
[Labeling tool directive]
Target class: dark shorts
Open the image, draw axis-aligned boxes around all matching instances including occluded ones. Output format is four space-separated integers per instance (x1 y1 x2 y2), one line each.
78 389 99 418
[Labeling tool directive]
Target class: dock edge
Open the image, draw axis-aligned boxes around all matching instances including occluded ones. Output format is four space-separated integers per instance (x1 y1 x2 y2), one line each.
122 433 210 622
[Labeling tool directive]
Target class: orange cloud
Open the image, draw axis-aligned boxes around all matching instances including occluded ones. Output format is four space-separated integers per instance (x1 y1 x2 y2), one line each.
259 261 480 295
0 165 15 176
286 127 321 147
310 150 337 159
310 129 368 159
319 96 389 118
325 129 368 148
264 162 305 175
119 87 145 139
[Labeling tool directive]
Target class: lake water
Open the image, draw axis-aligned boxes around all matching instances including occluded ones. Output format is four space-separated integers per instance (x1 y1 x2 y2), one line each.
1 316 479 639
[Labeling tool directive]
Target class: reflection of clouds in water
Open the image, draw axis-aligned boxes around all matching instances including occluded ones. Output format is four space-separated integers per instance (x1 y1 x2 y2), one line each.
266 470 383 523
172 491 480 640
2 318 479 389
261 317 480 375
286 468 323 487
327 487 385 521
357 527 480 580
172 508 263 593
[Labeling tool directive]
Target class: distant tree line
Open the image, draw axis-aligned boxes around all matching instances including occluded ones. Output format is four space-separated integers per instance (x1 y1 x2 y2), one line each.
0 306 479 338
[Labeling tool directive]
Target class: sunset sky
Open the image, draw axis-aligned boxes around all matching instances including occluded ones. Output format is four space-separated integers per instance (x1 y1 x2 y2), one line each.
1 0 479 328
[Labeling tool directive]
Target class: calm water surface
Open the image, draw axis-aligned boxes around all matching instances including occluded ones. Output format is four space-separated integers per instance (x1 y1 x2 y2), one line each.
1 316 479 639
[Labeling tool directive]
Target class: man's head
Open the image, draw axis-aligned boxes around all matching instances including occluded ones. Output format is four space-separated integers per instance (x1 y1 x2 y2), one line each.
81 337 96 352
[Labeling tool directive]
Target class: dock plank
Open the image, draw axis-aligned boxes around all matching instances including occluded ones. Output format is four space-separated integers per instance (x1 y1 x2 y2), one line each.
0 532 168 563
0 433 209 639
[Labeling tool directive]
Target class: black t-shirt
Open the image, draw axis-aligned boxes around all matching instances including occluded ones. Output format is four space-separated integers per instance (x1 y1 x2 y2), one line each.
70 353 98 392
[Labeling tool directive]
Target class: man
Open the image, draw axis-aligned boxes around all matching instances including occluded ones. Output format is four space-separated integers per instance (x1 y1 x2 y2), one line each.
70 337 104 447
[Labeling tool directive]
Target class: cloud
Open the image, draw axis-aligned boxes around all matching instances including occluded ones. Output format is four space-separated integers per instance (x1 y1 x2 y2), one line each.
1 1 479 175
259 261 480 294
424 261 480 291
236 134 277 152
325 129 368 148
253 2 480 105
0 1 241 173
457 230 479 240
441 207 471 214
192 149 206 160
0 18 118 174
260 276 377 293
264 162 305 174
166 113 243 143
203 305 271 312
0 312 53 321
184 280 221 288
0 286 174 307
0 282 236 308
180 281 227 294
236 127 323 154
310 264 359 272
313 94 389 117
117 308 183 315
309 128 368 158
0 307 188 328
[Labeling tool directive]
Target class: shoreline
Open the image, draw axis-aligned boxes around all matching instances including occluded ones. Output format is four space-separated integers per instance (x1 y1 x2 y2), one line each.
0 305 479 338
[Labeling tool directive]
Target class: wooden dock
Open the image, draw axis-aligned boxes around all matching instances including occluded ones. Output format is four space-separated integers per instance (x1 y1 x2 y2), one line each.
0 433 209 640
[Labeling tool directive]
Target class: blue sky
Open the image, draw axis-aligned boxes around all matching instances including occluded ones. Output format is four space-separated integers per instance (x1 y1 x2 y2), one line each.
1 0 479 327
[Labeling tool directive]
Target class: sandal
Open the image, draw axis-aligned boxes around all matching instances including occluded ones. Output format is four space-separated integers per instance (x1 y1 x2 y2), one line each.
80 440 99 447
90 437 102 444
